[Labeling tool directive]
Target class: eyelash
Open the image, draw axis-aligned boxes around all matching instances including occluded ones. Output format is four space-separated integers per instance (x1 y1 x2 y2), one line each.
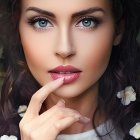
28 16 53 31
76 16 101 30
27 16 101 32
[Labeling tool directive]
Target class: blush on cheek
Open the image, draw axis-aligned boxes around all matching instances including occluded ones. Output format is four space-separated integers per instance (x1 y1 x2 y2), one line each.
82 34 113 82
21 41 43 72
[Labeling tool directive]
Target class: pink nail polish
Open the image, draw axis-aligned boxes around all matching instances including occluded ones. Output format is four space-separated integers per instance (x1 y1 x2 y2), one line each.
80 116 90 123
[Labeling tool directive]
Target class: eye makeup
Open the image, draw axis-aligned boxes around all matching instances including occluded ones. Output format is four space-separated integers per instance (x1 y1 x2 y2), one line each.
75 16 102 30
27 16 53 32
27 14 102 32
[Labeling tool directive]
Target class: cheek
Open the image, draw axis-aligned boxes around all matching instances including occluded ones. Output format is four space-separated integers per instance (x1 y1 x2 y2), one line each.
85 45 112 76
73 26 114 77
21 37 45 69
83 43 112 82
19 22 55 69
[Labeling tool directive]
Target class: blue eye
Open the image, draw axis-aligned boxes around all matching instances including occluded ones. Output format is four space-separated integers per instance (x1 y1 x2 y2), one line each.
28 17 53 30
37 19 48 27
82 19 94 27
76 17 100 29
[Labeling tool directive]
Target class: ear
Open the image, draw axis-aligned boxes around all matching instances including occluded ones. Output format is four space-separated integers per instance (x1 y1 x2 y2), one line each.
113 21 124 46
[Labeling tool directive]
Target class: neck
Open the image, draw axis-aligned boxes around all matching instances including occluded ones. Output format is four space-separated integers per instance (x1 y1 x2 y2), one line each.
43 83 105 134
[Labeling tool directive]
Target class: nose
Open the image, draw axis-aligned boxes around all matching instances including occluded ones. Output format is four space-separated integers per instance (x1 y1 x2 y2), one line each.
55 27 75 59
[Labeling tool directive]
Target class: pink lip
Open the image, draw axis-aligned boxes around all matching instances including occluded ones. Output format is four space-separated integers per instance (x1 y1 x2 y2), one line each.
48 65 82 84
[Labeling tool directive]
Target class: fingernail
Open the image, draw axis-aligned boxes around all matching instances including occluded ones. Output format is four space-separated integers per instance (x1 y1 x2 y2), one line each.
74 114 81 120
57 99 65 107
55 77 64 82
54 78 64 85
79 116 90 123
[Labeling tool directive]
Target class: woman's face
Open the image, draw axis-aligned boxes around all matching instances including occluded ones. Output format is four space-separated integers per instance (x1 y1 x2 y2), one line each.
19 0 117 98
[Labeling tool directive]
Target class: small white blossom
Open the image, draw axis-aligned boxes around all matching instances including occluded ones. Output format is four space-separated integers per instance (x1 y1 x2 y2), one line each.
17 105 27 117
117 86 136 105
129 123 140 139
0 135 17 140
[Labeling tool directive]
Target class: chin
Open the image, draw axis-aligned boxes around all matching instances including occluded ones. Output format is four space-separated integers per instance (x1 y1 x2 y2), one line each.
52 84 84 98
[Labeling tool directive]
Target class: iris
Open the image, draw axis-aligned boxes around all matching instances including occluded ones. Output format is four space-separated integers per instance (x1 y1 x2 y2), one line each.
82 19 93 27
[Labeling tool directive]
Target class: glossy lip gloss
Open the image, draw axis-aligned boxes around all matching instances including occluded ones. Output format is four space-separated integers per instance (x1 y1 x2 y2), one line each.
48 65 82 84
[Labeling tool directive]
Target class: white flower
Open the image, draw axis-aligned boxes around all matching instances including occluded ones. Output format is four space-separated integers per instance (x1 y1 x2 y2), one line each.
129 123 140 139
17 105 27 117
0 135 17 140
117 86 136 105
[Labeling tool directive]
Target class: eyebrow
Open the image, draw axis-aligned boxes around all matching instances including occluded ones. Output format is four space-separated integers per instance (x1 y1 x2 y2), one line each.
72 7 105 18
26 7 55 17
26 7 105 18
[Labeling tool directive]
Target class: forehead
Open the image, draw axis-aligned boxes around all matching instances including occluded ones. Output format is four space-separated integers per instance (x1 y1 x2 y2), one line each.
20 0 112 15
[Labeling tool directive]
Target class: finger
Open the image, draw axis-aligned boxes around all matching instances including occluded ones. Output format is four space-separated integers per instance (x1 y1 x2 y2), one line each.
33 116 80 139
25 78 64 117
38 102 81 124
20 99 66 131
38 105 90 128
56 99 65 107
53 116 90 133
53 116 80 133
79 116 90 124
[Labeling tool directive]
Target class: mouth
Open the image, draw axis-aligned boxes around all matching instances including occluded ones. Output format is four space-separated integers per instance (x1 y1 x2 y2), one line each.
48 65 82 84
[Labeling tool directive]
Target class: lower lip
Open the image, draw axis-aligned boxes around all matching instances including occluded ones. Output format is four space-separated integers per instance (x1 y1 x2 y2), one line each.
49 72 81 84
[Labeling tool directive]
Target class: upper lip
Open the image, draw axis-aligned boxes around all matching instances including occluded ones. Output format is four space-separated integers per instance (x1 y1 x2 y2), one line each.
48 65 82 73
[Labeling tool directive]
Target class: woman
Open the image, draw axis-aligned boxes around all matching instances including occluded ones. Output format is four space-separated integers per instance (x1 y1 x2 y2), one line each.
0 0 140 139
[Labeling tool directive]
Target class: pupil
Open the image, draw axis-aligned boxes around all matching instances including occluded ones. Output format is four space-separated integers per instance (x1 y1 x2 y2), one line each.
39 20 47 27
82 19 91 27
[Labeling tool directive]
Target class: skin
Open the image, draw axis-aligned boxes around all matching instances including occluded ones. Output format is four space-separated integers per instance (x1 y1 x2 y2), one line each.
19 0 121 139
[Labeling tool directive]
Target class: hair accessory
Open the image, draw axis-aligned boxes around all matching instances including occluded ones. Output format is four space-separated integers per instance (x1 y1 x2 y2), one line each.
129 123 140 139
0 135 17 140
17 105 27 118
117 86 136 105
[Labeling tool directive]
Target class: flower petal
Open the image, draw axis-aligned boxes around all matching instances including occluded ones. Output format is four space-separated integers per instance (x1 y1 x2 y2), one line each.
0 135 9 140
121 98 130 106
117 86 136 106
117 90 124 98
125 86 134 92
9 135 18 140
0 135 18 140
129 123 140 139
17 105 27 118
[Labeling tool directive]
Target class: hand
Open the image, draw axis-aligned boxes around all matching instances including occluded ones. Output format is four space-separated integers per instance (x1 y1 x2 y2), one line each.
19 78 90 140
